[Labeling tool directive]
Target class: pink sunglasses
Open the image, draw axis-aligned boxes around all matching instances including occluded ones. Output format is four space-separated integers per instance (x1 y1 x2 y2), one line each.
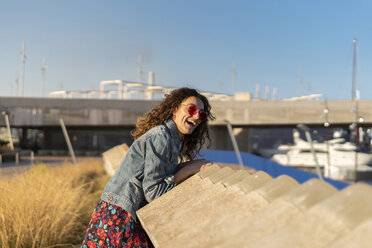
184 104 208 121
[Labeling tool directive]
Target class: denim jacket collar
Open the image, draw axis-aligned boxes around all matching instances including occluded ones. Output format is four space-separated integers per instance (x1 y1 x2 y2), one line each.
164 118 181 152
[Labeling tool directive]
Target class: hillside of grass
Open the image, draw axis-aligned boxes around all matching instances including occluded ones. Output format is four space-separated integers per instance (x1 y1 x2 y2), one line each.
0 159 110 247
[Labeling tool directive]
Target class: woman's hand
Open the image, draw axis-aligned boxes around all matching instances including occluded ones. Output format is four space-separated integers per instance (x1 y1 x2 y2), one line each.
174 159 213 184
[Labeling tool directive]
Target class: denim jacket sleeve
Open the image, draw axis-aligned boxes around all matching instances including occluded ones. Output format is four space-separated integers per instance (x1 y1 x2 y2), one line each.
142 132 177 203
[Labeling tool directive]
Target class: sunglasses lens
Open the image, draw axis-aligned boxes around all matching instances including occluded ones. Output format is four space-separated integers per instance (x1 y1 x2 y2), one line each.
199 112 207 121
187 105 207 121
188 105 197 115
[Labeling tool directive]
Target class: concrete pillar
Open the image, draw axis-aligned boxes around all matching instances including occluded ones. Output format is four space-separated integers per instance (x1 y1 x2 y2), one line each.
147 72 155 100
208 126 229 150
21 128 28 148
234 127 251 153
208 126 252 153
44 128 52 150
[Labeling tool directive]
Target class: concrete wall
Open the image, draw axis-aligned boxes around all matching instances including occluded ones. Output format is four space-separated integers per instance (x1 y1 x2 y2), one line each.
1 97 372 127
0 97 158 127
1 97 371 153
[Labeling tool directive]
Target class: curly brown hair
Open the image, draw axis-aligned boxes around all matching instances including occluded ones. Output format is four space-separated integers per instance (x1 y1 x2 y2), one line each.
131 87 215 161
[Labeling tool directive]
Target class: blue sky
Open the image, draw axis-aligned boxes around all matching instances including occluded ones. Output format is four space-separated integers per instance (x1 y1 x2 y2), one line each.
1 0 371 99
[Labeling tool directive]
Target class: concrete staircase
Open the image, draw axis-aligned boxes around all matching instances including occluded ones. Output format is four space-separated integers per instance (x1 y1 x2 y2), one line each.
137 164 372 248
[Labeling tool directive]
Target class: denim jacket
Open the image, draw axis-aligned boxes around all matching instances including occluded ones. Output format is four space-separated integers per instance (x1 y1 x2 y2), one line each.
101 119 180 221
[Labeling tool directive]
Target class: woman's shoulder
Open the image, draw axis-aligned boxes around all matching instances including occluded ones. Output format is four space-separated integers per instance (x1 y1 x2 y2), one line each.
138 123 170 141
132 120 180 156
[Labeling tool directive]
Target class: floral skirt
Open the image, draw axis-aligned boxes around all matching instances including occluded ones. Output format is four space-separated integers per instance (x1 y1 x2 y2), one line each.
81 200 154 248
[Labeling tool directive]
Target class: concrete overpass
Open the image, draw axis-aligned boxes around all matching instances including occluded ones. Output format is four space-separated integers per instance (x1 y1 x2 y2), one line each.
0 97 371 154
1 97 372 127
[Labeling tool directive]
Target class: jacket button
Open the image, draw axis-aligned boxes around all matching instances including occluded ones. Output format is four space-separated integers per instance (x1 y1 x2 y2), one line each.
108 195 113 201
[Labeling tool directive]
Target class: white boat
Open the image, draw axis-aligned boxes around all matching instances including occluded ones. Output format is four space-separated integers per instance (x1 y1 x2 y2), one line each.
269 130 372 181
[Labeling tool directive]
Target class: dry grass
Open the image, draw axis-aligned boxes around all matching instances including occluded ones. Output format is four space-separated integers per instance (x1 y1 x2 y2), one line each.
0 158 110 247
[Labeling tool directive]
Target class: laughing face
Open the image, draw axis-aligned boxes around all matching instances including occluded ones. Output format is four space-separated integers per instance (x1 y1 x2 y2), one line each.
172 96 205 138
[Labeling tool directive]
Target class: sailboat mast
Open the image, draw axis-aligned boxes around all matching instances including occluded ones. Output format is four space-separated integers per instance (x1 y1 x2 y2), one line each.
41 57 47 97
232 62 236 94
351 39 357 100
351 39 359 182
20 41 26 97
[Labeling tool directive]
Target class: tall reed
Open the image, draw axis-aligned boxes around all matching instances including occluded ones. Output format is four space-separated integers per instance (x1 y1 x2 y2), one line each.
0 158 109 247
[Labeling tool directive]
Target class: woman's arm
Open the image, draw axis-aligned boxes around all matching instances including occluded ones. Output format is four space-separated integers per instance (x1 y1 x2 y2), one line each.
142 135 178 202
174 159 213 184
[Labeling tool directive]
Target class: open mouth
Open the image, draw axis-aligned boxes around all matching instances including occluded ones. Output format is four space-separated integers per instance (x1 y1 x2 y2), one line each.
186 119 197 128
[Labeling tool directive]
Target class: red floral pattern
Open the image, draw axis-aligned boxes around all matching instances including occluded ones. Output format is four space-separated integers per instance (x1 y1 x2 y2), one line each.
82 200 153 248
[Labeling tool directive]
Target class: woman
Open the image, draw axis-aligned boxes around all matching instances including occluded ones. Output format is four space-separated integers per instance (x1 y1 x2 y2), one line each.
82 87 215 247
